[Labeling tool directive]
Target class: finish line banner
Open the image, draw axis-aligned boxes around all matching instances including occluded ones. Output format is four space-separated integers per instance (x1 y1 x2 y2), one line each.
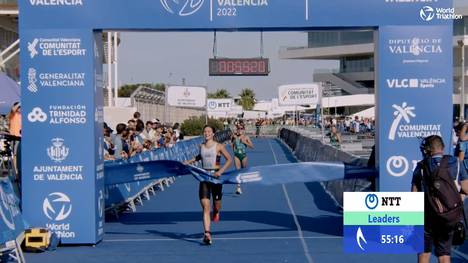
104 160 376 186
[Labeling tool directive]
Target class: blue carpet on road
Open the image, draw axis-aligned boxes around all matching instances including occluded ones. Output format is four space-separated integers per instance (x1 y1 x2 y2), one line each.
26 138 468 263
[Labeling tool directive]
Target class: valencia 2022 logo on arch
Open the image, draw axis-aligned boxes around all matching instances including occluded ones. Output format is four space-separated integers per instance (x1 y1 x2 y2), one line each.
160 0 204 16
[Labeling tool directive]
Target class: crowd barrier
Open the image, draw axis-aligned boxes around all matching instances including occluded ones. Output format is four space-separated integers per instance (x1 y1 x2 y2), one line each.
278 128 374 208
0 130 232 253
0 176 24 261
103 129 232 213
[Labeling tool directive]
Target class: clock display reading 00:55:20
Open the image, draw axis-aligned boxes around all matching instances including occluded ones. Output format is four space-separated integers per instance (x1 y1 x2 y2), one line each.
209 58 270 76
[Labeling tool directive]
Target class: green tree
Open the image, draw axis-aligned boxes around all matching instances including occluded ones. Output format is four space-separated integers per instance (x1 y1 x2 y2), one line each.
118 83 166 97
238 88 256 110
181 116 223 136
208 89 231 99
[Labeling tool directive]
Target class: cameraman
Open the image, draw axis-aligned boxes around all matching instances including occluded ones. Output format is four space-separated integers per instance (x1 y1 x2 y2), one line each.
411 135 468 263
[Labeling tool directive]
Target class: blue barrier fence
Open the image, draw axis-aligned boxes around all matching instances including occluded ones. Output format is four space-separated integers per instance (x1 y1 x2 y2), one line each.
103 130 232 211
0 130 231 247
278 128 374 208
0 177 24 246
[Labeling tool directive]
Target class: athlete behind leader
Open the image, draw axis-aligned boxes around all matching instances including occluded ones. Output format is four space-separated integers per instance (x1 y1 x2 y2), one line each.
231 124 254 194
185 125 232 245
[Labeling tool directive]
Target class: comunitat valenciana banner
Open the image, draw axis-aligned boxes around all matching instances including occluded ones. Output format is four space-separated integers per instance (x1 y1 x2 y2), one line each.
166 86 206 108
278 83 321 106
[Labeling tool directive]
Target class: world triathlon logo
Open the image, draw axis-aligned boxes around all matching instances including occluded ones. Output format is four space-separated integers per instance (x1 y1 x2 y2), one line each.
160 0 204 16
420 6 435 21
43 192 72 221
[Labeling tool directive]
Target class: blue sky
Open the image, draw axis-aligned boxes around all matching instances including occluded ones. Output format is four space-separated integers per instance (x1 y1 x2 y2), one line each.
118 31 338 100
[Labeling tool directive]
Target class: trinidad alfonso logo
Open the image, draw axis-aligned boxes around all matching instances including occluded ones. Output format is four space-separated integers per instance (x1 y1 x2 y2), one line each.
47 138 70 162
388 102 416 141
43 192 72 221
160 0 204 16
28 107 48 123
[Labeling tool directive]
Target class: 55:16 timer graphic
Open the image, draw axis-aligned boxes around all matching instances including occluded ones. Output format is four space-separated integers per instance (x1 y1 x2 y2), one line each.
381 234 405 244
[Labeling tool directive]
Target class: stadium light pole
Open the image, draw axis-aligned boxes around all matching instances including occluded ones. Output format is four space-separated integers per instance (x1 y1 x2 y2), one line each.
459 39 465 121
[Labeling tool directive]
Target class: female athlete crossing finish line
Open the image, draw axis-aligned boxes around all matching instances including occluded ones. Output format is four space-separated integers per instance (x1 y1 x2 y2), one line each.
104 140 376 246
184 125 232 245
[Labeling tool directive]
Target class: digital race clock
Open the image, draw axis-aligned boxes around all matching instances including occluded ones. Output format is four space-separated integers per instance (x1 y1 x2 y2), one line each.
209 58 270 76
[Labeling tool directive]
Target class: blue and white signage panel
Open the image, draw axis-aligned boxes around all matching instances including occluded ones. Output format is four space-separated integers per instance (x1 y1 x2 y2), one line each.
20 29 102 244
20 0 452 29
377 25 453 191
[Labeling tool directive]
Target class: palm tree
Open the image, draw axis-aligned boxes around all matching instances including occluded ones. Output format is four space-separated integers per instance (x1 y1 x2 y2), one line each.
208 89 231 99
238 88 256 111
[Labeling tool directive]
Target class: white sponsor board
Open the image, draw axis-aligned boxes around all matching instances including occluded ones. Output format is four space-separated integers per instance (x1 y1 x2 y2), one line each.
278 83 321 106
207 99 233 112
167 86 206 108
344 192 424 212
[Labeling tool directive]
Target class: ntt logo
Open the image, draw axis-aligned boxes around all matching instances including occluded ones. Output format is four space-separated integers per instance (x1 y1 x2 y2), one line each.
160 0 204 16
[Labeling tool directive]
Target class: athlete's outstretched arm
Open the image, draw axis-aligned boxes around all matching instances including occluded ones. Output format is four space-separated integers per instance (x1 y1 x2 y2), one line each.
243 136 254 149
214 144 232 177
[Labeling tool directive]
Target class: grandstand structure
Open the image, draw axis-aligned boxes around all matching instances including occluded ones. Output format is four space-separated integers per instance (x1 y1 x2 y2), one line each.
0 0 19 81
279 0 468 118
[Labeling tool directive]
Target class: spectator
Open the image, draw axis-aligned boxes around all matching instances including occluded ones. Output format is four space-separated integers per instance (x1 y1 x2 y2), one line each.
344 117 351 132
173 123 181 142
141 120 156 142
455 123 468 180
0 114 8 132
143 139 153 151
8 102 21 137
113 123 127 159
127 119 136 131
255 119 262 138
328 126 342 148
352 116 360 134
103 125 115 160
133 111 141 121
412 135 468 263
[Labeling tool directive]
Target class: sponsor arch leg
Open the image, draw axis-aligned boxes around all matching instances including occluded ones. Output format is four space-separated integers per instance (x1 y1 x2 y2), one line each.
21 29 104 244
377 25 453 191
